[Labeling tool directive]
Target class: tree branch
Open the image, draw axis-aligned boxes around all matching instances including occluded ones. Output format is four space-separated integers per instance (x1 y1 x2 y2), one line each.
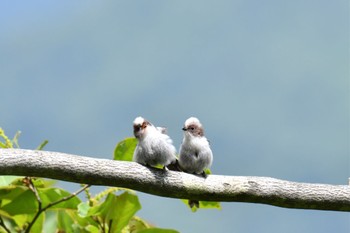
0 149 349 212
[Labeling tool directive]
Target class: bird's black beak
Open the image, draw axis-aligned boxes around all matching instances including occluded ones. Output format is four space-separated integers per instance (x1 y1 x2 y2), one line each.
182 127 187 131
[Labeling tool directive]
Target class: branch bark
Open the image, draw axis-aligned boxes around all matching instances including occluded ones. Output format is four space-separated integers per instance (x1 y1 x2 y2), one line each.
0 149 349 212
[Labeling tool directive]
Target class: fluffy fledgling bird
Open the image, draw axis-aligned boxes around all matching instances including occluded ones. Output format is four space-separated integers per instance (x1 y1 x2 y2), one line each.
179 117 213 209
133 116 177 168
178 117 213 177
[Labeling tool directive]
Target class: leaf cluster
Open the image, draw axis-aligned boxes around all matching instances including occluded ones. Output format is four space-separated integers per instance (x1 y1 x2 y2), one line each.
0 129 178 233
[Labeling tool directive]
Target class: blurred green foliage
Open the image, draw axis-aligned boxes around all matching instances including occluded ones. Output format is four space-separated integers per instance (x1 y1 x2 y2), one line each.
0 129 178 233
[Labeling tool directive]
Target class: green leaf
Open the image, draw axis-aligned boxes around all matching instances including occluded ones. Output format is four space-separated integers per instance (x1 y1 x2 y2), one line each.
0 209 13 219
113 137 137 161
31 178 57 188
1 190 38 215
204 168 212 175
0 186 28 206
38 188 81 210
31 212 45 233
199 201 222 210
77 202 90 218
6 177 55 188
12 214 31 228
126 216 150 232
138 228 180 233
57 210 74 233
109 192 142 233
85 225 100 233
6 177 25 186
86 193 113 217
0 176 22 186
87 192 141 232
65 208 98 231
87 192 121 218
43 211 58 233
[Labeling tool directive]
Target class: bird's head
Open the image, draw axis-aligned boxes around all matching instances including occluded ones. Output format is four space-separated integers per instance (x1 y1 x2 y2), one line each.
182 117 204 137
133 116 151 139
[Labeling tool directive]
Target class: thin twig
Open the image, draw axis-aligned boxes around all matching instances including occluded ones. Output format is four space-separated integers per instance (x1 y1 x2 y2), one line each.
96 216 106 233
25 184 91 233
108 220 113 233
0 217 11 233
42 184 91 211
24 177 43 233
27 177 42 210
96 217 106 232
93 216 106 232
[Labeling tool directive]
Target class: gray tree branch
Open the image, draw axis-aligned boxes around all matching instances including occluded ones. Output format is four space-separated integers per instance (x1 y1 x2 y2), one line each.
0 149 349 212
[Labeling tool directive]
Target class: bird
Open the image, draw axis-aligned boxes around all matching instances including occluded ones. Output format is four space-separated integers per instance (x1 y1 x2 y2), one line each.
132 116 177 169
178 117 213 208
178 117 213 177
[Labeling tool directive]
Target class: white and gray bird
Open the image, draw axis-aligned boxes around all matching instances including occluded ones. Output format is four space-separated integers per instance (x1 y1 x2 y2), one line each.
178 117 213 177
133 116 177 168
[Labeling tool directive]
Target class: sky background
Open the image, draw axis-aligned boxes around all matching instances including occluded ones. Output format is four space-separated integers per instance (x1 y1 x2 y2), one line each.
1 1 349 232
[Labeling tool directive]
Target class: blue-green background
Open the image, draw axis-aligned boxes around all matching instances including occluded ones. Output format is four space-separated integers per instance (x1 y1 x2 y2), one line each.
1 1 349 232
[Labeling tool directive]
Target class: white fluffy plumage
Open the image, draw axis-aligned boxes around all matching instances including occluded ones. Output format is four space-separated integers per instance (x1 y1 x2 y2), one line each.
184 117 202 128
179 117 213 175
132 116 177 167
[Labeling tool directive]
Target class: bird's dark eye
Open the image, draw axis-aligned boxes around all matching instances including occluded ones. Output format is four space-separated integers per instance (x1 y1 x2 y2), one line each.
190 127 195 130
